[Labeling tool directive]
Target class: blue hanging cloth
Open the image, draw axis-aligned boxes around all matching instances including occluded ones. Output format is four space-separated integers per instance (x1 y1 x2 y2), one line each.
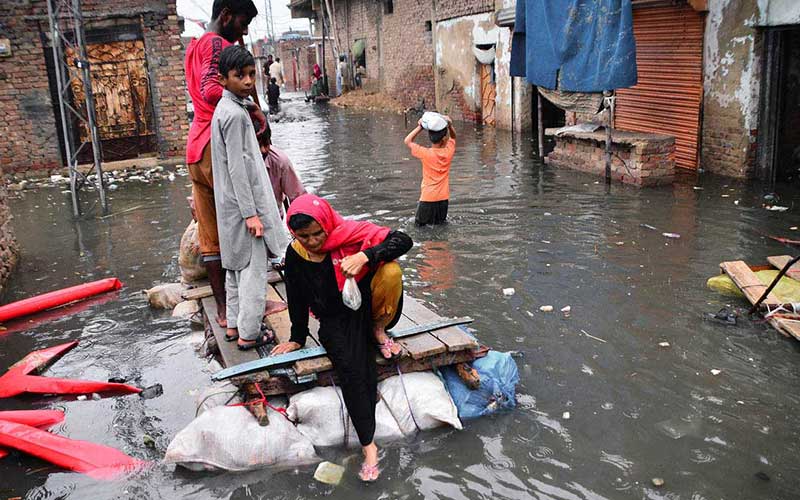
510 0 637 92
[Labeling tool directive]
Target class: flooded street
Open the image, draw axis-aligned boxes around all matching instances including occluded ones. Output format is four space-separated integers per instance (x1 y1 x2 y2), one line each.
3 96 800 499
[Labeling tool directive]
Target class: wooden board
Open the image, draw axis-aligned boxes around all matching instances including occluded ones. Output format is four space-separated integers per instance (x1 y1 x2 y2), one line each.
182 285 212 301
720 261 781 307
767 255 800 281
254 346 490 397
201 296 262 375
772 318 800 340
399 296 478 352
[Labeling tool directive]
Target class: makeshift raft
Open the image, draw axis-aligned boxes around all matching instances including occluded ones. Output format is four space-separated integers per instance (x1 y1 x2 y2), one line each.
719 255 800 340
197 272 486 424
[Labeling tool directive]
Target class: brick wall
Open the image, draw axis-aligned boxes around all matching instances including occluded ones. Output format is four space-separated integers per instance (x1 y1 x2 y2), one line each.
434 0 494 22
701 0 761 178
545 129 676 187
329 0 435 109
0 1 186 177
277 39 314 91
0 164 19 296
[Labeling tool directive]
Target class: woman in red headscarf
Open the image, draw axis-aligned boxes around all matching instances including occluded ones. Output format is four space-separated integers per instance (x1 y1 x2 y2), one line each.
271 194 412 481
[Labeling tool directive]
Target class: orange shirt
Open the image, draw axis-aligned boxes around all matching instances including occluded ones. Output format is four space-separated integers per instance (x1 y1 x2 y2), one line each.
410 138 455 202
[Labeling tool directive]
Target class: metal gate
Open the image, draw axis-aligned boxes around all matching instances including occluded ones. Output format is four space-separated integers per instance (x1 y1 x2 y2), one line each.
66 39 156 161
615 4 705 170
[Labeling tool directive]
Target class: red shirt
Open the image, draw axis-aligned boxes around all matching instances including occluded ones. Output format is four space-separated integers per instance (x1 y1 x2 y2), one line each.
185 32 232 164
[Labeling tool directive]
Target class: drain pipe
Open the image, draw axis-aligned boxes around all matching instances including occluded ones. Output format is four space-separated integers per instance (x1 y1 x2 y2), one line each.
537 89 544 158
604 90 614 183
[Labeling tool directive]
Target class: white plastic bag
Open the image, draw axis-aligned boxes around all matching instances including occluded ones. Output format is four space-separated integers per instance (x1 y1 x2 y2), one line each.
165 405 319 471
286 386 403 447
378 372 463 436
342 277 362 311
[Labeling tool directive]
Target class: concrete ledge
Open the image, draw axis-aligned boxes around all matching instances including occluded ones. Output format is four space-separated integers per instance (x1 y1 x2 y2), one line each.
544 127 676 187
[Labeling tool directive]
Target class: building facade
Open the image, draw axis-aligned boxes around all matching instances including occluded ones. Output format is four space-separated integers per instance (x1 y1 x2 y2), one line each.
0 0 187 177
289 0 531 130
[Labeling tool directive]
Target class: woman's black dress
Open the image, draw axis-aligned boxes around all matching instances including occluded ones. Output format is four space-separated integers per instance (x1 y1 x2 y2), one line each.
284 231 412 446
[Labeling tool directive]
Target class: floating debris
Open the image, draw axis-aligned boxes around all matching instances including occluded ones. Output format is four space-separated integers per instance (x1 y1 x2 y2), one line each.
710 369 721 376
562 411 570 420
539 305 553 312
662 232 681 239
766 205 789 212
502 288 516 297
314 461 345 485
658 342 670 348
652 477 664 487
140 384 163 400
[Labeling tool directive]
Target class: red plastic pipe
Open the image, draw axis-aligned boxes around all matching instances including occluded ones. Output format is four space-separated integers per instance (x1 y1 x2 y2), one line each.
0 277 123 324
0 410 65 459
0 420 148 479
0 341 141 398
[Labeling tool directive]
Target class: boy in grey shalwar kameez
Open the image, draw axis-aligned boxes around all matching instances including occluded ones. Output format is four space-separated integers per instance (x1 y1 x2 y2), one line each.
211 45 290 350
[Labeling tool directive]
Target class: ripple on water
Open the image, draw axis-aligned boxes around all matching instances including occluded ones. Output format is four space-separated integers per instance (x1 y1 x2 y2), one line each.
599 451 635 491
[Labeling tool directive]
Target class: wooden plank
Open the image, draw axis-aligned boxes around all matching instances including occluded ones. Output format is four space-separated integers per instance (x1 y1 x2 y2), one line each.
767 255 800 281
294 357 334 376
251 346 489 396
389 317 474 338
771 318 800 340
213 345 328 380
397 333 447 360
266 285 293 344
182 285 212 301
720 261 781 308
400 296 479 352
201 296 263 375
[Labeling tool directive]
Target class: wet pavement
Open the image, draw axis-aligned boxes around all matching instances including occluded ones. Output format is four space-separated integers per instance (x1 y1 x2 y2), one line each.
2 95 800 499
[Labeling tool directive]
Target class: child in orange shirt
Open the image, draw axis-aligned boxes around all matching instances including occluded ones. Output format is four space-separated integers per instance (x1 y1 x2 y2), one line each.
403 112 456 225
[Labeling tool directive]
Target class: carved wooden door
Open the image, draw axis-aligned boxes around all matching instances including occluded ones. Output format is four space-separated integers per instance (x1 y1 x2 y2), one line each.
66 39 156 160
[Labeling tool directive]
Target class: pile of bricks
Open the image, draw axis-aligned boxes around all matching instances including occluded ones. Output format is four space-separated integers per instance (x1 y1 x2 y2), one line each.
545 128 676 187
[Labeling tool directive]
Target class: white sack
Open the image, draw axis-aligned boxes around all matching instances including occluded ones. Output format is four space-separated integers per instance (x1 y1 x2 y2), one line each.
165 405 319 471
179 221 207 284
378 372 463 436
172 299 200 319
286 385 404 448
195 381 240 416
145 282 185 309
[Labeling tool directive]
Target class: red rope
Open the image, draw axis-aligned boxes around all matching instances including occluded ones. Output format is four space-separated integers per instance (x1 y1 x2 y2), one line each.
228 383 296 424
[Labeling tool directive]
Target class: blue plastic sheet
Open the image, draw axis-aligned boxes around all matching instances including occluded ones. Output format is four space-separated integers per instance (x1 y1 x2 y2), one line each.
510 0 637 92
442 351 520 419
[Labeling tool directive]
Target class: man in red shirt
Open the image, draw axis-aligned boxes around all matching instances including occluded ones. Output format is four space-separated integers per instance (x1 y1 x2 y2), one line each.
185 0 265 327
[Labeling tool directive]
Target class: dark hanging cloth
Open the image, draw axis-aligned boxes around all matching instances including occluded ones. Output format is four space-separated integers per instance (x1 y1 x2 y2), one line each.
510 0 637 92
284 230 413 446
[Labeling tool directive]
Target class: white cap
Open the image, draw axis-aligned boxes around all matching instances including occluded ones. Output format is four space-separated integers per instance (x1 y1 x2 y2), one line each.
420 111 448 132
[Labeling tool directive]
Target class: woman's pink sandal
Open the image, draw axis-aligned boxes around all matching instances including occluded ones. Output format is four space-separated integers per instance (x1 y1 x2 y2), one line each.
378 338 401 359
359 462 380 482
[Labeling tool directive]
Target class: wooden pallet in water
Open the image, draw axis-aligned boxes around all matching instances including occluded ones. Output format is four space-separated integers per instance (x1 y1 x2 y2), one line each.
719 257 800 341
203 280 480 386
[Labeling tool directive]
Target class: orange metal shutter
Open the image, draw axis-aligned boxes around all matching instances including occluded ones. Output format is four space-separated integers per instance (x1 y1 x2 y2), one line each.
615 4 705 170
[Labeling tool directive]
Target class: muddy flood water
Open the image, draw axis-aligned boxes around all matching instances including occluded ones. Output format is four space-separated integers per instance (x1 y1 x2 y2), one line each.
2 96 800 499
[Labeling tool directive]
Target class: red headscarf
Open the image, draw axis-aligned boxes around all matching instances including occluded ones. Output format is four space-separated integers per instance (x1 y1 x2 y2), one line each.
286 194 390 290
313 64 322 80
